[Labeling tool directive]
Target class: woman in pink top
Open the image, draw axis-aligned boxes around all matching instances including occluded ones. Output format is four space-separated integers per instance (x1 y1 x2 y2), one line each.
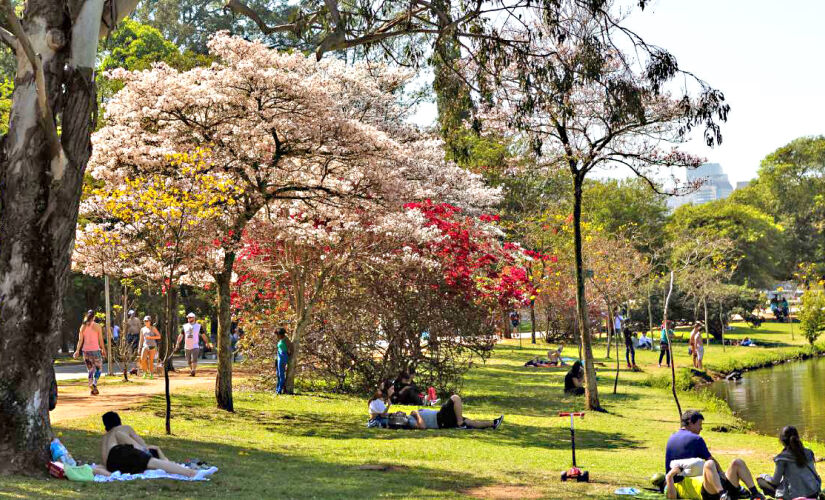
74 310 106 395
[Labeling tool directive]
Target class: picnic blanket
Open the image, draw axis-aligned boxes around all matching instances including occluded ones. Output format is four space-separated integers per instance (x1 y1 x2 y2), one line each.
93 465 218 482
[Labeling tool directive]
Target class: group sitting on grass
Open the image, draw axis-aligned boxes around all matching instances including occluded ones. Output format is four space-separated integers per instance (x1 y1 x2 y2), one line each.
368 382 503 430
662 409 822 500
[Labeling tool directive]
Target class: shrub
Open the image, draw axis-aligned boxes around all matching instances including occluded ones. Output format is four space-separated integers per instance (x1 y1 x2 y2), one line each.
799 290 825 345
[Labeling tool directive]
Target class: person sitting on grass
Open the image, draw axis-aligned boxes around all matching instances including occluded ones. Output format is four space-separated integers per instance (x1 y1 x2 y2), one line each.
100 411 217 479
564 360 585 396
664 409 765 500
757 426 821 500
638 332 653 349
368 381 394 427
547 346 564 366
407 395 503 430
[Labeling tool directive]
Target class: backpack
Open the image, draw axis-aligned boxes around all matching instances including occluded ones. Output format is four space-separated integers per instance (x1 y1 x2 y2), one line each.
387 411 409 429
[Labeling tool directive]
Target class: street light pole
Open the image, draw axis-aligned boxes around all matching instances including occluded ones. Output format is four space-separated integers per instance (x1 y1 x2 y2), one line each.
104 274 113 375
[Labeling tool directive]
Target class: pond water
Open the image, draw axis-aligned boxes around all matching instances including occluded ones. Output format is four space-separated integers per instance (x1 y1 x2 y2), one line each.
708 357 825 442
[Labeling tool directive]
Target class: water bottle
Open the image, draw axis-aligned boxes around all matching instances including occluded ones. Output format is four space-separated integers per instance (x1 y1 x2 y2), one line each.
50 438 77 466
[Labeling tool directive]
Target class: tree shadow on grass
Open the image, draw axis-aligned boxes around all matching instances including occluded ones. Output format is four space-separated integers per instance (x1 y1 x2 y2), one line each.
25 426 493 500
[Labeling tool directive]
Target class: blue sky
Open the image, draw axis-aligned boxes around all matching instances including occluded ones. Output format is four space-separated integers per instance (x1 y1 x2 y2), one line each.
411 1 824 184
624 0 825 183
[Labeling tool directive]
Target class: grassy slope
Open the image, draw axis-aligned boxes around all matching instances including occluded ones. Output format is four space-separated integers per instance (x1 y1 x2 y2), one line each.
4 321 823 499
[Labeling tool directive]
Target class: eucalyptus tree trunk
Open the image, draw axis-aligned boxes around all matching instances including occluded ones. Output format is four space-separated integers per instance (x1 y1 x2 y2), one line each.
530 300 537 344
215 251 236 411
0 0 136 474
572 174 601 411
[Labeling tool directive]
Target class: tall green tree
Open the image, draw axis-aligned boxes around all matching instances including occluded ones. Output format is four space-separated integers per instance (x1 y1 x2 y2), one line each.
730 136 825 277
583 178 668 251
667 200 783 288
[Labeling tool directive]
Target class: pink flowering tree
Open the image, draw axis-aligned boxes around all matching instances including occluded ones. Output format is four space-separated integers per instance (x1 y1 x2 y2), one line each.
90 33 497 410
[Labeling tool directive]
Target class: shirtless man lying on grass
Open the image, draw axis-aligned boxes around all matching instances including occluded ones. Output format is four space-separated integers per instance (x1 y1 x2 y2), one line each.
100 411 216 479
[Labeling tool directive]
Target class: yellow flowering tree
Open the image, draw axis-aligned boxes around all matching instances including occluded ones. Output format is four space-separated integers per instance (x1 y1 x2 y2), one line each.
75 149 242 434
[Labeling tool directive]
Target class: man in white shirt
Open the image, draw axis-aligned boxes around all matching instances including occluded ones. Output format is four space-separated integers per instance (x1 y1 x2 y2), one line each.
613 312 624 336
174 312 212 376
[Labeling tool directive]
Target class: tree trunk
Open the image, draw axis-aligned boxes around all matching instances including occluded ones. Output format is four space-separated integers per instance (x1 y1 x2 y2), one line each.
663 272 682 419
164 286 174 435
703 297 709 343
613 319 620 394
606 303 613 359
719 301 725 352
647 277 654 336
0 0 112 474
284 311 311 394
530 299 536 344
215 251 236 412
572 174 601 411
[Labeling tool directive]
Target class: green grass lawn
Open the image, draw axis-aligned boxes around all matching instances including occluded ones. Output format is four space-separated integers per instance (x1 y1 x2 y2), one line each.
4 321 823 499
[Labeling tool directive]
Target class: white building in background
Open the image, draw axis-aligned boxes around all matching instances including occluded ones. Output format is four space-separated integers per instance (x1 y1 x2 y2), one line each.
667 163 735 209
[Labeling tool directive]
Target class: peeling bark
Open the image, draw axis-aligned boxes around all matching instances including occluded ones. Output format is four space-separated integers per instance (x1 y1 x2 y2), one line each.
0 0 133 474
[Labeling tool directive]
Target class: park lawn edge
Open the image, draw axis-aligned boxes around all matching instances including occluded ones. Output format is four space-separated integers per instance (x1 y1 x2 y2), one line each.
2 321 822 499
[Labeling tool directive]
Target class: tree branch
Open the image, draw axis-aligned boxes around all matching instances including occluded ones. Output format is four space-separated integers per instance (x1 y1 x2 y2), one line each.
1 0 61 161
99 0 141 38
0 25 15 49
223 0 303 35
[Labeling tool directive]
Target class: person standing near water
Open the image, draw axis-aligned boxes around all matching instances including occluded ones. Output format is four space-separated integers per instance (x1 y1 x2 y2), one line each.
690 323 705 371
758 426 821 500
73 310 106 395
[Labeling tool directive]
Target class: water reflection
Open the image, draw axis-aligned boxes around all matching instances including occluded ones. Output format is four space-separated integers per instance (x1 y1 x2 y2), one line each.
708 358 825 442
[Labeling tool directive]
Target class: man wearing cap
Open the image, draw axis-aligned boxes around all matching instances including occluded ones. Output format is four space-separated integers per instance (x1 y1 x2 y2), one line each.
175 312 212 376
125 310 142 352
664 409 764 499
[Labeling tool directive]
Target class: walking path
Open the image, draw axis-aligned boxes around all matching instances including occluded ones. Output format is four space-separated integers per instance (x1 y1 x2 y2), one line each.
54 356 217 381
51 366 226 424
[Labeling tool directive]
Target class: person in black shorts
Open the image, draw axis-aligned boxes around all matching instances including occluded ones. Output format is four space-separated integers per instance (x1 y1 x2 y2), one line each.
100 412 217 479
407 395 503 430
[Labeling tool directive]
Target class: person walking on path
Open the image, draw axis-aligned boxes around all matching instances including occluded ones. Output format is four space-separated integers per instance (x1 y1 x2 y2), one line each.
139 316 161 379
175 312 212 377
275 328 292 394
659 321 673 368
74 310 106 395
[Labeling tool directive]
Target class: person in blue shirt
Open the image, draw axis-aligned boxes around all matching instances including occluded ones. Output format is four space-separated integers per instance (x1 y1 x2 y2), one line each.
659 321 673 367
275 328 292 394
664 410 764 499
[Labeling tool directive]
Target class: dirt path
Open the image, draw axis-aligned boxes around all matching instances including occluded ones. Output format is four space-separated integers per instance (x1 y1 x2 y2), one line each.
51 368 225 424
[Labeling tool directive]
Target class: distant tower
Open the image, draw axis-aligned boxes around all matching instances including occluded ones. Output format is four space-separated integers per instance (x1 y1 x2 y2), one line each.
686 163 733 203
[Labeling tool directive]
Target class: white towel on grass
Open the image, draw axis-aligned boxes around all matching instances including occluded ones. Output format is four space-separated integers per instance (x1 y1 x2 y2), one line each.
93 466 218 482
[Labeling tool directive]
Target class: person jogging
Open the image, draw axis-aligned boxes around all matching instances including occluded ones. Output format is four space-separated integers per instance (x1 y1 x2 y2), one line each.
73 310 106 395
175 312 212 377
